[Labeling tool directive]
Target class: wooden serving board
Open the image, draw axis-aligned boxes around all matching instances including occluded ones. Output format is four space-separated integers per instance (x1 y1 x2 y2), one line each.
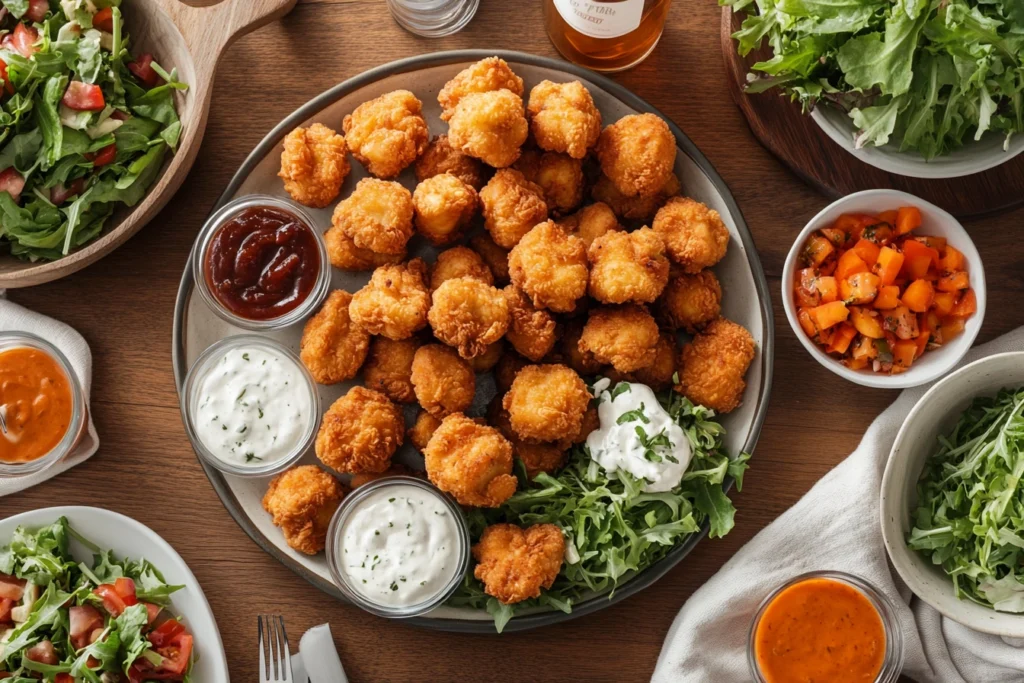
720 9 1024 220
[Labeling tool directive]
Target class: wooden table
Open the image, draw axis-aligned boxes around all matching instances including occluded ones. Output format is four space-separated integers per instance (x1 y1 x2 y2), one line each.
6 1 1023 680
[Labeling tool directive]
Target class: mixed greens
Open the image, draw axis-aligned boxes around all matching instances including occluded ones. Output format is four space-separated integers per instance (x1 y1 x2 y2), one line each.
0 0 186 262
908 387 1024 612
724 0 1024 158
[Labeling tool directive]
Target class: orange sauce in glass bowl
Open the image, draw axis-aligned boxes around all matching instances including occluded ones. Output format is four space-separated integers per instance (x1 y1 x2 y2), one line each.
0 346 74 463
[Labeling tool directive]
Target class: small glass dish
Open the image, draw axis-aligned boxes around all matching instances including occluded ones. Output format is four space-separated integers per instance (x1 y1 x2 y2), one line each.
748 570 904 683
191 194 330 331
180 335 320 478
0 332 87 478
326 476 471 618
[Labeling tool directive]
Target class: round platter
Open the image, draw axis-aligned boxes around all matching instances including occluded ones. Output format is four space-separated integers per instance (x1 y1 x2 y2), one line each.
171 50 775 632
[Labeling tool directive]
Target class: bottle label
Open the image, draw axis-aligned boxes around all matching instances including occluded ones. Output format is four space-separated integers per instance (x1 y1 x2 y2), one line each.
553 0 644 39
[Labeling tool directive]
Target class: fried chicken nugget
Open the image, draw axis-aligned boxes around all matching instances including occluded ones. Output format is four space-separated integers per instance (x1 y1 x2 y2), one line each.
469 339 504 373
656 269 722 333
508 220 589 313
557 201 622 249
527 80 601 160
494 350 530 394
316 387 404 474
579 304 660 373
324 225 405 271
438 56 525 121
560 318 602 376
604 331 677 391
349 259 430 340
652 197 730 272
342 89 428 179
300 290 371 384
278 123 350 208
479 168 548 250
596 113 677 198
473 523 564 604
362 336 419 403
488 397 568 478
412 173 479 246
675 318 755 414
408 409 443 451
350 463 423 489
502 285 557 361
430 246 494 292
447 90 529 168
428 277 509 359
410 344 476 417
502 364 590 443
263 465 346 555
415 135 487 189
587 227 670 304
591 172 680 223
469 233 511 284
424 413 517 508
333 178 414 256
514 149 583 216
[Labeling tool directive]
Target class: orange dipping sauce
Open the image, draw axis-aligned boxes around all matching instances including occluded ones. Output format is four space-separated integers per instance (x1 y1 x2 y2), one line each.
0 347 74 463
754 577 886 683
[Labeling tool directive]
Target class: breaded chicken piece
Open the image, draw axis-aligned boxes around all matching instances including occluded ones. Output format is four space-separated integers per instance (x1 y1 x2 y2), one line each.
488 397 568 478
438 56 525 121
333 178 414 255
514 149 583 216
447 90 529 168
527 80 601 160
591 172 680 223
316 387 404 474
350 463 423 488
503 285 557 361
576 404 600 444
412 174 479 246
278 123 350 208
675 318 755 414
324 225 405 271
596 113 677 198
342 89 428 178
604 331 677 392
473 523 564 604
479 168 548 250
430 246 494 292
408 409 443 451
410 344 476 417
349 259 430 340
415 134 487 189
300 290 370 384
657 269 722 332
263 465 346 555
587 227 669 304
580 305 660 373
469 233 511 285
424 413 517 508
362 336 419 404
428 277 509 359
502 364 590 443
469 339 504 373
560 318 602 376
652 197 730 273
494 350 530 394
508 220 588 313
557 201 622 249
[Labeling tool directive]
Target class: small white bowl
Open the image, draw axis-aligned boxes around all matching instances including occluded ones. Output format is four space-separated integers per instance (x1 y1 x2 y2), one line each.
782 189 986 389
880 352 1024 638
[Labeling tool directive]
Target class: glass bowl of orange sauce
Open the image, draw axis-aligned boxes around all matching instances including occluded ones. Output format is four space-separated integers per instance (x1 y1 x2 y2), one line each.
0 332 87 477
748 571 904 683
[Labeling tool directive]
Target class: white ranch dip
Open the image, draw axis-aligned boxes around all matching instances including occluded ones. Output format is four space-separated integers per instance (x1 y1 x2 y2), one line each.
586 379 692 492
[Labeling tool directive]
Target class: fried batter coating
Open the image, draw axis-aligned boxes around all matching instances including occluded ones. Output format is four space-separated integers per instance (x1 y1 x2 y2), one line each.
596 113 677 198
410 344 476 417
415 135 487 189
502 285 557 361
350 463 424 488
527 80 601 160
479 169 548 249
333 178 414 255
428 277 509 359
300 290 370 384
362 336 419 403
508 220 588 313
557 201 622 249
605 331 677 391
469 232 511 285
324 225 405 271
560 318 602 376
488 398 568 478
349 259 430 340
278 123 350 208
576 404 600 443
430 246 494 292
652 197 730 273
438 56 525 121
579 305 659 373
412 173 479 246
342 89 428 178
591 172 680 222
514 149 583 216
675 318 755 414
473 523 564 604
424 413 517 508
587 227 669 304
408 410 443 451
469 339 504 373
494 350 530 394
656 269 722 333
263 465 346 555
502 364 590 443
447 90 529 168
315 387 404 474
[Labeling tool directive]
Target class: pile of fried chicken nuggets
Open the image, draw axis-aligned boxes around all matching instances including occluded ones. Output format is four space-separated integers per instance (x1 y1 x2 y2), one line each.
262 58 756 607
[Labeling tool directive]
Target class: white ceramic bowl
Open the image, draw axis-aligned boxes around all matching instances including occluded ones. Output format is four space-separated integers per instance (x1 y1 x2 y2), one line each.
782 189 986 389
880 352 1024 637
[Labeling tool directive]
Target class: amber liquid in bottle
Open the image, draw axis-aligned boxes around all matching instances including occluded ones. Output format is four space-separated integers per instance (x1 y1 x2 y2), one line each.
544 0 673 72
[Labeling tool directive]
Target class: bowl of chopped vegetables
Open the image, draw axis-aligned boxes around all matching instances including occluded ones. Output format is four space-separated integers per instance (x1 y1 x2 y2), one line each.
881 352 1024 637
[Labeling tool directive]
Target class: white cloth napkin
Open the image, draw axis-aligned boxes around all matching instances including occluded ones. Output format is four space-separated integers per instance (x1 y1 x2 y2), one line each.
0 295 99 496
291 623 347 683
653 327 1024 683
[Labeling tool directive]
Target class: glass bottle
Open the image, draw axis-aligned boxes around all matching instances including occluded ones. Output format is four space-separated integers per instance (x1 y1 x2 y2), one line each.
387 0 480 38
544 0 673 72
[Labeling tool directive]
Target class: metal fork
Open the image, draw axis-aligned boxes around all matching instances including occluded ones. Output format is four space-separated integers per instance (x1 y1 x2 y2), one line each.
258 614 293 683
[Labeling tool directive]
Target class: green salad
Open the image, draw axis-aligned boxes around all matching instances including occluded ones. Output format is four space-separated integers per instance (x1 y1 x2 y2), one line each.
724 0 1024 158
908 387 1024 612
0 0 186 262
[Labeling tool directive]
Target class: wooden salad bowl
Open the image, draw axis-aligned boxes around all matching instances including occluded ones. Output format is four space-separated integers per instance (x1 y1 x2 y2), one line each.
0 0 297 288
